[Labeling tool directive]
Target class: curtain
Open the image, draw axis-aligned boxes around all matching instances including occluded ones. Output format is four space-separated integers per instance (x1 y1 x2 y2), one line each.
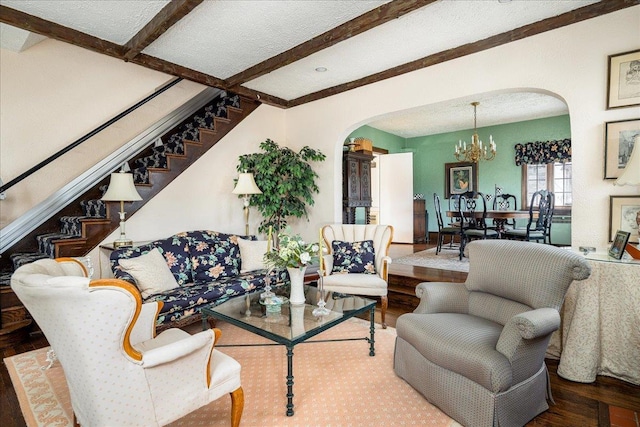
514 138 571 165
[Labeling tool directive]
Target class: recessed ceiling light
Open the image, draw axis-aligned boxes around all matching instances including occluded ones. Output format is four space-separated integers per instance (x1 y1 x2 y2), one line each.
315 67 328 72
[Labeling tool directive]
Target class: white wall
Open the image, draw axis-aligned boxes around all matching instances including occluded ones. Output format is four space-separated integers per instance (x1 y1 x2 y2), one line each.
283 7 640 251
5 8 639 275
0 38 207 226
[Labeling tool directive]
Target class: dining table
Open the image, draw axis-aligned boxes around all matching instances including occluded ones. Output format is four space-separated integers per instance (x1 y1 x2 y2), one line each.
446 210 534 238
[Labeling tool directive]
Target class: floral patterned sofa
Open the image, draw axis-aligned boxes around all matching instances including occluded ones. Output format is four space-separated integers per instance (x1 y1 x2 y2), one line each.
110 230 286 331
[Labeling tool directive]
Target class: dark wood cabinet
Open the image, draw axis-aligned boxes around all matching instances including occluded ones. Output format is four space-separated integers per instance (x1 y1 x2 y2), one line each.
413 199 427 243
342 151 374 224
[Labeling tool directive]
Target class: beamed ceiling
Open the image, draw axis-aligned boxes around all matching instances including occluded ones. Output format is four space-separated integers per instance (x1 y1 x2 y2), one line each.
0 0 637 136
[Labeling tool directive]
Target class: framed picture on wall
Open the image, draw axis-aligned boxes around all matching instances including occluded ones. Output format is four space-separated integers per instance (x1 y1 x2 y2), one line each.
604 119 640 179
609 195 640 244
606 49 640 110
445 162 477 198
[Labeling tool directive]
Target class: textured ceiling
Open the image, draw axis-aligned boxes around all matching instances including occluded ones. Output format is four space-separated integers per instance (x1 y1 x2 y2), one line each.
1 0 620 137
368 92 569 138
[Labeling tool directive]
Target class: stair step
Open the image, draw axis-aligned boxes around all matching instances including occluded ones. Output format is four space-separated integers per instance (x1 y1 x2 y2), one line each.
0 319 32 349
10 253 50 270
2 92 259 272
1 285 21 309
1 305 28 325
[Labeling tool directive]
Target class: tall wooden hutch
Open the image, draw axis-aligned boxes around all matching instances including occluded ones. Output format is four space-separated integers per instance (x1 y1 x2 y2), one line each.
342 151 374 224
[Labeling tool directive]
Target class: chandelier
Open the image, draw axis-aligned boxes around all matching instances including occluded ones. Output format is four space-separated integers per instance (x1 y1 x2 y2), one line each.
454 102 497 163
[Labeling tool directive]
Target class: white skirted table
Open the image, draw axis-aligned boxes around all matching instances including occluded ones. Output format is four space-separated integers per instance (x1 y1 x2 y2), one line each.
547 253 640 385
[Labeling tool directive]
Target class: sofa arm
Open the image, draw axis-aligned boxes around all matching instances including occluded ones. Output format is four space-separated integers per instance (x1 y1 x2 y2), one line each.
514 308 560 339
139 328 214 369
496 308 560 384
414 282 469 314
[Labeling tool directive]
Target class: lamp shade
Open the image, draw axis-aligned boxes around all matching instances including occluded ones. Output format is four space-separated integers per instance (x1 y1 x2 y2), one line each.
232 172 262 195
101 172 142 201
614 135 640 186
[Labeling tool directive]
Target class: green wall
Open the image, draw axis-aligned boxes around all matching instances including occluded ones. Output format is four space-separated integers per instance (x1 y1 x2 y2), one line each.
351 115 572 244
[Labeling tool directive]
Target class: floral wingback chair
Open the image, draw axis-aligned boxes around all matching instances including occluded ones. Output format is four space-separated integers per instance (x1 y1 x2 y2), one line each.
11 258 244 427
321 224 394 328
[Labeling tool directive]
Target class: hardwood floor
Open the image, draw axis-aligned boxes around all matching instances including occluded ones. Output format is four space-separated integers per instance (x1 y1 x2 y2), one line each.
1 243 638 427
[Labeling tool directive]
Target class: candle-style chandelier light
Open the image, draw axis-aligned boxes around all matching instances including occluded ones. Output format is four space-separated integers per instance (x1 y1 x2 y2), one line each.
454 102 497 163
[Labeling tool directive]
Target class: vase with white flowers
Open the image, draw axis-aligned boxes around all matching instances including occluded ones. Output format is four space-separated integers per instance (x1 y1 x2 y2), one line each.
263 228 318 305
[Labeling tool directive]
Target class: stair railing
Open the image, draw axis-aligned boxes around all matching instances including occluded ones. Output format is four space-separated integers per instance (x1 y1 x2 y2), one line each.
0 86 223 254
0 78 184 194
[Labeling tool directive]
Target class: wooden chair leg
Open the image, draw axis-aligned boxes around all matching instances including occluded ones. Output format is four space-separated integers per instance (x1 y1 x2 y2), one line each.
380 295 388 329
230 387 244 427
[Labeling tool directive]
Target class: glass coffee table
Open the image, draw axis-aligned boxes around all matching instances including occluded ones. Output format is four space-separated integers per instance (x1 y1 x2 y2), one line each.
201 285 376 416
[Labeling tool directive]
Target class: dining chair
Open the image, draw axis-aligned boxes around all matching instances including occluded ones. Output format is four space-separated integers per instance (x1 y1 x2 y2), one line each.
503 190 553 244
492 193 518 229
458 191 498 260
433 193 460 254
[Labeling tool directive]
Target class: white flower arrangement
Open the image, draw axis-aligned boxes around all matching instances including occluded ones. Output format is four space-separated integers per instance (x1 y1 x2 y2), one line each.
263 228 319 269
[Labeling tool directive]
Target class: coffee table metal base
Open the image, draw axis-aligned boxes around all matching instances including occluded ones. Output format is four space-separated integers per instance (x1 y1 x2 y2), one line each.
205 304 376 416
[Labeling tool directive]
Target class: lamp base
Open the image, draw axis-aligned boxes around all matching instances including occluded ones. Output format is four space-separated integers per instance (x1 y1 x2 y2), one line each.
113 238 133 248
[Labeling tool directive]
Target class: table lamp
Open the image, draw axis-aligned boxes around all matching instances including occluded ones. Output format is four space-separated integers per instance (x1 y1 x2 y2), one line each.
102 171 142 248
233 171 262 235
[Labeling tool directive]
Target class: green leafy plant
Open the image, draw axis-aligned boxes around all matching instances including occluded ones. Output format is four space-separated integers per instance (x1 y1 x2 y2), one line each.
236 139 326 234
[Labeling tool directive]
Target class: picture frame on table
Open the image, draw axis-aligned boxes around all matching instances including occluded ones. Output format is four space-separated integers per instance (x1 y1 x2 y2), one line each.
445 162 477 198
608 230 630 260
604 118 640 179
606 49 640 110
609 195 640 244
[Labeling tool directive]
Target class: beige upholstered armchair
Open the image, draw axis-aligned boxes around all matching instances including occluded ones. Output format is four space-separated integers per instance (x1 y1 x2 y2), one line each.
11 258 243 427
394 240 591 427
321 224 393 328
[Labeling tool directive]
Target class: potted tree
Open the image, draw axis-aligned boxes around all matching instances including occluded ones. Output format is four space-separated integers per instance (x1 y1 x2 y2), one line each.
236 139 325 234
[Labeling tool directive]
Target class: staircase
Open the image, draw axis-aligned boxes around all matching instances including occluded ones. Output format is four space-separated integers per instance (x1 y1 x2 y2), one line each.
0 91 260 347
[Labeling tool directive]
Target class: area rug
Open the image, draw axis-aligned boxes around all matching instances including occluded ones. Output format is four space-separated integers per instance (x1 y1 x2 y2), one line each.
393 247 469 272
5 318 461 427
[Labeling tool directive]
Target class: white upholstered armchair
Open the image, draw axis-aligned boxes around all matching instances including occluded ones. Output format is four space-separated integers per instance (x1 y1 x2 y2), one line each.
11 258 243 427
321 224 393 328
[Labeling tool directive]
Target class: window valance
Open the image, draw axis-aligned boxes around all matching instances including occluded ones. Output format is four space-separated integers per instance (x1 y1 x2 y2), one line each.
514 138 571 165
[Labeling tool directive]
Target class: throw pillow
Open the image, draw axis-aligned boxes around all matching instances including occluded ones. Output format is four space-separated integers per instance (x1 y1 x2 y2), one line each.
331 240 376 274
190 237 241 282
237 238 268 273
118 248 179 299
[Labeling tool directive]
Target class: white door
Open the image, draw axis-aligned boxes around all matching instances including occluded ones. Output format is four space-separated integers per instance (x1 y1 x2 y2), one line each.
378 152 413 243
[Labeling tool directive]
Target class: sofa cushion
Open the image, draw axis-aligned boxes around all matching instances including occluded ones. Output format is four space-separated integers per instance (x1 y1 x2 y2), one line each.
238 238 268 273
110 234 192 285
396 312 512 392
148 269 288 326
187 231 255 282
331 240 376 274
118 248 179 299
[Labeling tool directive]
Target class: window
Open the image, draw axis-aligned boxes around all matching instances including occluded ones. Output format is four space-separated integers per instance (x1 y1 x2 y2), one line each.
522 162 572 213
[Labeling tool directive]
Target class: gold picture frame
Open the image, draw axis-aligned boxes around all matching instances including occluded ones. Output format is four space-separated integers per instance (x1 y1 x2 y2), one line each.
609 195 640 243
604 118 640 179
607 49 640 110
